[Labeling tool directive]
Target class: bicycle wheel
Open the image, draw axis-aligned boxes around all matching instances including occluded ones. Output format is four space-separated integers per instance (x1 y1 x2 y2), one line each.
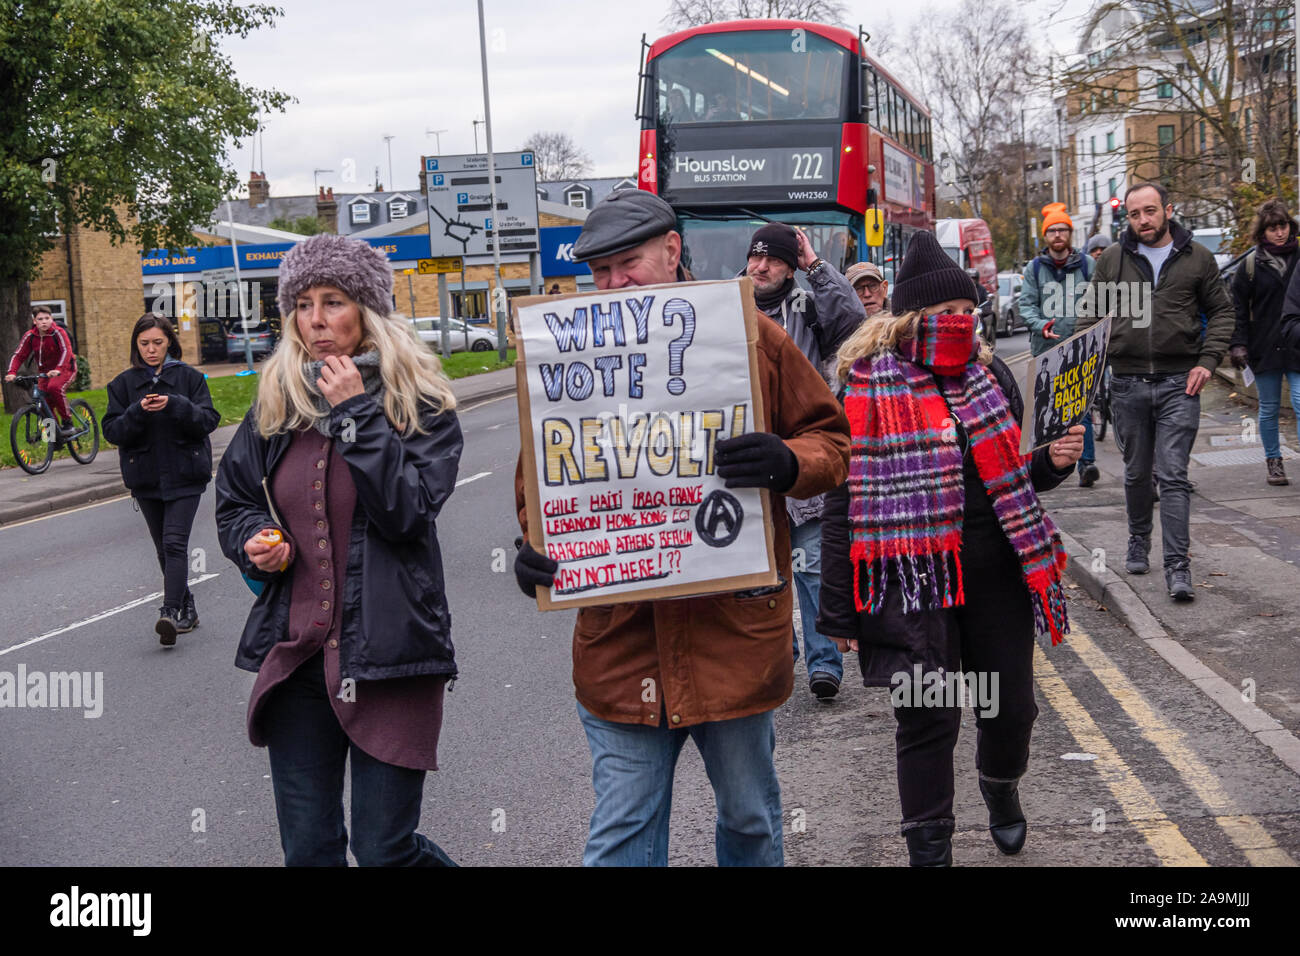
10 405 54 475
66 399 100 464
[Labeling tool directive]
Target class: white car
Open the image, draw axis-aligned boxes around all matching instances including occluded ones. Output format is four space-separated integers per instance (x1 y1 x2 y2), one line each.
408 317 498 353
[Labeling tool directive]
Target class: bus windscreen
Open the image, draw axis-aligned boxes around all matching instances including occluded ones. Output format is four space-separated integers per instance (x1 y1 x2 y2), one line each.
677 212 859 281
653 31 848 125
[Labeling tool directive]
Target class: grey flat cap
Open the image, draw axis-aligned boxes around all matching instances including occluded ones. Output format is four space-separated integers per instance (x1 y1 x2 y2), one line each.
571 189 677 263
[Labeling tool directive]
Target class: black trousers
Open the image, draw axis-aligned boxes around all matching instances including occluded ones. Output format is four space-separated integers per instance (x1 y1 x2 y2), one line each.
136 494 202 611
889 523 1039 832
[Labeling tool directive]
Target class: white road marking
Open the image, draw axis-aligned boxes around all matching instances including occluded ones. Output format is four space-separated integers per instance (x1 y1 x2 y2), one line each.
0 492 132 531
455 471 491 488
0 573 221 657
461 393 514 413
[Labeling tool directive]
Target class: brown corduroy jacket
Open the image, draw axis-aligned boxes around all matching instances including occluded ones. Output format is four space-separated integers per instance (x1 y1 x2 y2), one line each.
514 313 850 728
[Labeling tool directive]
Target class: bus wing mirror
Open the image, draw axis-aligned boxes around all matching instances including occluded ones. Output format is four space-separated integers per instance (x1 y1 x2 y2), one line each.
864 209 884 248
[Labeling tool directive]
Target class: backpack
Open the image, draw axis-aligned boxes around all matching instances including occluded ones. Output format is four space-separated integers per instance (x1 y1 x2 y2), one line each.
1031 251 1093 288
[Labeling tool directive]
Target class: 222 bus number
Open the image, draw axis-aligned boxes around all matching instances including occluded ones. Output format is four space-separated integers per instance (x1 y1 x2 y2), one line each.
791 152 825 180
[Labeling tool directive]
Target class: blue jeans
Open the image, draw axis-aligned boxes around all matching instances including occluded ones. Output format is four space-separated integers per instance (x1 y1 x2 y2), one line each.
1079 417 1096 469
577 702 784 866
790 518 843 682
1255 371 1300 460
262 653 456 867
1109 373 1200 570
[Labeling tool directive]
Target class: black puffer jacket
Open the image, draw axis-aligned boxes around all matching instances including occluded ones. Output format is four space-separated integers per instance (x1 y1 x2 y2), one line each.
102 359 220 499
214 392 463 681
817 355 1072 678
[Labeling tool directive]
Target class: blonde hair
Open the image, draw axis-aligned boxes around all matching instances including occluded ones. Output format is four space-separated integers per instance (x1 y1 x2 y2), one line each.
255 304 457 438
834 309 993 383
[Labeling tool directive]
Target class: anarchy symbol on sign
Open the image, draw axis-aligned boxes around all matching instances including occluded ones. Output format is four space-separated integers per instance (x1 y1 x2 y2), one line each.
695 490 744 547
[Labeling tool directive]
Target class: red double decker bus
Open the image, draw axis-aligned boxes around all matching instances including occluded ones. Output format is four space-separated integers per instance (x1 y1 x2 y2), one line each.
636 19 934 283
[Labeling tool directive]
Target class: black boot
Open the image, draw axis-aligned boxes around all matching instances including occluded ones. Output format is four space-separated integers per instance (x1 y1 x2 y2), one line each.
176 591 198 633
903 823 953 867
155 606 179 647
979 777 1027 855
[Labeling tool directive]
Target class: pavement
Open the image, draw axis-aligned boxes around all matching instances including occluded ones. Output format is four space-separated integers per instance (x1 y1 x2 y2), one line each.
0 366 517 527
1011 353 1300 778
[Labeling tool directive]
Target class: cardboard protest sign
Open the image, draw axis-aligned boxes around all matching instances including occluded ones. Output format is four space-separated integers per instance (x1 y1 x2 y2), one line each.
512 278 778 610
1020 315 1112 455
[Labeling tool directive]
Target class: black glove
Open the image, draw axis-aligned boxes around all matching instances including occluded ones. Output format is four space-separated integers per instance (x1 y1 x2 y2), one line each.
715 432 798 492
1229 345 1249 371
514 536 557 598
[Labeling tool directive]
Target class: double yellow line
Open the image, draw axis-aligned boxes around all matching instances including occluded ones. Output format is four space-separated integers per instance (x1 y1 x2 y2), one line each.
1035 627 1294 866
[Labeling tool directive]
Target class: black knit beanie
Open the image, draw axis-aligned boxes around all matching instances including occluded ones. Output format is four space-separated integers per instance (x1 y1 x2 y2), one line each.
747 223 800 271
890 231 980 315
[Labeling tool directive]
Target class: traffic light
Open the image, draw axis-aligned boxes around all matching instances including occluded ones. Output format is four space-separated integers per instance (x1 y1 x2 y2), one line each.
1109 196 1127 239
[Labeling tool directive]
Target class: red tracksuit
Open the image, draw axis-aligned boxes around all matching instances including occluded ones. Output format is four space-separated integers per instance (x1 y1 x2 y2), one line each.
7 323 76 421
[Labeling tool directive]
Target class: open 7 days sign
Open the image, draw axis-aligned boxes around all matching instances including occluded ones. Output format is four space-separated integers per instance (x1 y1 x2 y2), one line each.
512 278 778 610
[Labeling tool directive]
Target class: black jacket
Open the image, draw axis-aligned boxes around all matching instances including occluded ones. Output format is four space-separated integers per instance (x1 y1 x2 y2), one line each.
101 360 220 499
1076 219 1235 375
1245 245 1300 373
816 355 1071 675
215 392 463 681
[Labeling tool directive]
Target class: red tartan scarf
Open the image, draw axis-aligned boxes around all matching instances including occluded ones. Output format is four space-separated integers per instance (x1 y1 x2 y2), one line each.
843 312 1070 644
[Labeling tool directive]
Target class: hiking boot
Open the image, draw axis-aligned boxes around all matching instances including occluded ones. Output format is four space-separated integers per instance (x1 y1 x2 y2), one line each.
175 592 198 633
809 672 840 701
904 823 953 867
1266 457 1289 486
1125 536 1150 575
1166 568 1195 602
1078 463 1100 487
155 606 180 646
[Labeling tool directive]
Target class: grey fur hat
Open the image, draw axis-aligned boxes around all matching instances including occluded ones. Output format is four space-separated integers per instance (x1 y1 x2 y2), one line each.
276 233 394 318
1085 233 1113 253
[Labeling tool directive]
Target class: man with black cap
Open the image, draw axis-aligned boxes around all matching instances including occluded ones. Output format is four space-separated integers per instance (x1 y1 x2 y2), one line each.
744 222 865 702
511 189 850 866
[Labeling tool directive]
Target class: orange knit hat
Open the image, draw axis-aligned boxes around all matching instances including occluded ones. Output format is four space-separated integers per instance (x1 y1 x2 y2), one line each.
1041 202 1073 233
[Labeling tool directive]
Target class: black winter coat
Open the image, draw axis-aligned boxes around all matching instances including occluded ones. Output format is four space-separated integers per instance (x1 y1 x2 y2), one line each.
1244 245 1300 373
214 392 463 681
101 360 220 500
817 355 1072 682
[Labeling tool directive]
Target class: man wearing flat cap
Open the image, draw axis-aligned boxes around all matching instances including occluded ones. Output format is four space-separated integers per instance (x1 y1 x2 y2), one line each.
512 188 850 866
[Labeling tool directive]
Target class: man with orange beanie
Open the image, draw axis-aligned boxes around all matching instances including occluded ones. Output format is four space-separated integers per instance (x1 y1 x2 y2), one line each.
1019 202 1101 486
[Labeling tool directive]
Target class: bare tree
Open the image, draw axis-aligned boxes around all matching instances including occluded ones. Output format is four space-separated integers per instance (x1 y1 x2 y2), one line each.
523 131 594 183
662 0 851 30
1060 0 1296 242
905 0 1042 218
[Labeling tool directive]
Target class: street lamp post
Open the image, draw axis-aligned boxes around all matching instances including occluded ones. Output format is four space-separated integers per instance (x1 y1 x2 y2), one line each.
426 128 447 154
382 135 395 193
477 3 507 362
225 199 254 371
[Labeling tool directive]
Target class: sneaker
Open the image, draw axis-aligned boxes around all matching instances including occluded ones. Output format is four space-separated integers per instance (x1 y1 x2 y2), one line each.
1078 463 1100 487
1267 457 1289 486
809 672 841 701
175 592 198 633
1166 568 1195 602
1125 536 1151 575
156 606 179 646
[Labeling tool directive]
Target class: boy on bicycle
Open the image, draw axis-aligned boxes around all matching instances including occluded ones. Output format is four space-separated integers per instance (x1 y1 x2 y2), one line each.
5 305 78 437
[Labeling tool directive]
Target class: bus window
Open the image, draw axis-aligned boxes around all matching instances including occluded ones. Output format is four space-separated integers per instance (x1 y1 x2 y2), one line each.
654 30 849 124
863 67 878 127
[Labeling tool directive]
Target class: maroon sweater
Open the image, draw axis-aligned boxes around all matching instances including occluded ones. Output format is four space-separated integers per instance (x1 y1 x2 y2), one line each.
246 427 446 770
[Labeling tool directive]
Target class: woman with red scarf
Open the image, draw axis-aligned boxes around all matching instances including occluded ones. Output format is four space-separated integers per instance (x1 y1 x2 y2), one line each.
817 231 1084 866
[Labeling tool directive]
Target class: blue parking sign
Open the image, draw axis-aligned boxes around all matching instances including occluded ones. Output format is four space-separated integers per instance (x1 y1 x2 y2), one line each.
521 153 533 166
425 158 439 171
457 192 468 204
486 218 493 230
432 174 444 186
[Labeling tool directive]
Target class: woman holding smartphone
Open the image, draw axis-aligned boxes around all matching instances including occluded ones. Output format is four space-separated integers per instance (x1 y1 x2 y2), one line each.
103 315 220 646
215 234 463 866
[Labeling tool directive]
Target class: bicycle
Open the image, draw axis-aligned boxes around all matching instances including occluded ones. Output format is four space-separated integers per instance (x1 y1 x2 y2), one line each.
1089 363 1112 443
8 373 100 475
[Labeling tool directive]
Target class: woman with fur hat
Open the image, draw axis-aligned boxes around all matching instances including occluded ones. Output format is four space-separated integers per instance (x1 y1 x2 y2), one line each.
817 230 1084 865
215 233 463 866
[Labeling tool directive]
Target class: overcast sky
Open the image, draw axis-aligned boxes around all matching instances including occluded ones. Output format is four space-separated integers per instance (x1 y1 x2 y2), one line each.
221 0 1095 199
